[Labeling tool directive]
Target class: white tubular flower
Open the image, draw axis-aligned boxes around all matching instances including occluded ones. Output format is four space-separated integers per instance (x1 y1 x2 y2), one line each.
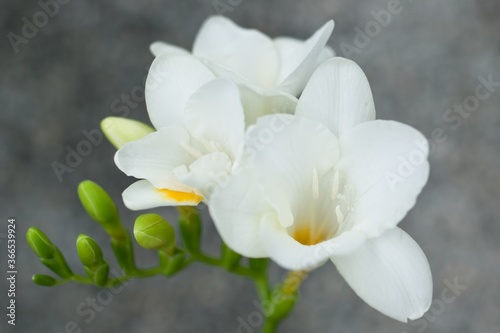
114 54 248 210
150 16 334 106
210 58 432 322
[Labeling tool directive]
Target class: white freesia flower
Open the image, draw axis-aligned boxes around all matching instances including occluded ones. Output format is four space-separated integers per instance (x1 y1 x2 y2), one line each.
150 16 335 97
147 51 297 128
210 58 432 322
114 54 249 209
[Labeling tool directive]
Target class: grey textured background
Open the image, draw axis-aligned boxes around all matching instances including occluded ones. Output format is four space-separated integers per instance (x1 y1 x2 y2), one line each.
1 0 499 332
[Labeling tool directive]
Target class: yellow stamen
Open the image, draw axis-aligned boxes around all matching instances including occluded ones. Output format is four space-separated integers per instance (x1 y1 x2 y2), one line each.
156 188 203 204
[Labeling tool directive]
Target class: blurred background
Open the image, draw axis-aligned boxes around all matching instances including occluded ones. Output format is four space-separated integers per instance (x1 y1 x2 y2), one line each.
1 0 499 332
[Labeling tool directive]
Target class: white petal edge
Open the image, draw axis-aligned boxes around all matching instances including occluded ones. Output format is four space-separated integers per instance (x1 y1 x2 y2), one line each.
331 227 433 322
150 41 190 57
122 180 201 210
337 120 430 237
145 53 215 129
192 16 279 88
296 57 376 138
114 126 194 192
275 20 334 95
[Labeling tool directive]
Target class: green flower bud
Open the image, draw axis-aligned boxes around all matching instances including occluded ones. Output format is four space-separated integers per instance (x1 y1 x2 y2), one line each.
76 234 104 267
178 206 201 254
134 214 175 250
32 274 57 287
26 227 55 259
101 117 155 149
221 242 241 271
77 180 122 235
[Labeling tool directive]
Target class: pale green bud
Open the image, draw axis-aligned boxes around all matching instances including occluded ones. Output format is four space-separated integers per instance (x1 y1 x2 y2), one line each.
101 117 155 149
32 274 57 287
26 227 55 259
134 214 175 250
77 180 122 236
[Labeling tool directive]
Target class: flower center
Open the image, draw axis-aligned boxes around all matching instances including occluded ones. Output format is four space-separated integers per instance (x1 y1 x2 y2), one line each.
288 168 355 246
292 225 329 246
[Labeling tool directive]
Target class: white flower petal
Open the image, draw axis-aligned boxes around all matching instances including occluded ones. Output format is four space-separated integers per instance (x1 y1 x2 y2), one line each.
275 20 334 95
260 212 366 271
209 167 269 257
243 115 339 227
174 152 232 200
145 54 215 129
238 85 297 126
296 57 376 137
193 16 279 88
331 227 433 322
122 180 203 210
114 126 194 191
183 78 245 157
149 41 189 57
338 120 430 237
273 37 334 73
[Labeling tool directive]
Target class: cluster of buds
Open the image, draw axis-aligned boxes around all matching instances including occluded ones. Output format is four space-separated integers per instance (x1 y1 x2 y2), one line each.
26 180 197 286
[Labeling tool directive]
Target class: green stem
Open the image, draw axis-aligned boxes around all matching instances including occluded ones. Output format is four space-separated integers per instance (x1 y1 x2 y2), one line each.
262 319 279 333
254 274 270 303
193 253 256 278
